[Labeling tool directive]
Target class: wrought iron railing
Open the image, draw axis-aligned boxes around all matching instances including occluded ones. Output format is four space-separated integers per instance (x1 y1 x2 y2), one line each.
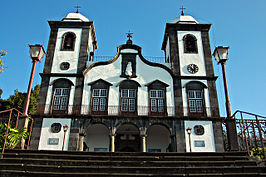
36 104 218 117
93 56 166 63
231 110 266 157
0 108 34 155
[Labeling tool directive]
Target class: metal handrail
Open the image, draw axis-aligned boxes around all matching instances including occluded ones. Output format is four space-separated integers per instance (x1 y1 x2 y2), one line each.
231 110 266 119
36 104 219 117
232 110 265 158
0 108 34 155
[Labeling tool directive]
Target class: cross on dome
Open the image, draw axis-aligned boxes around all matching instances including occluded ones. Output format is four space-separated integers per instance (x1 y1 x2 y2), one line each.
75 4 81 13
180 6 186 16
126 30 133 40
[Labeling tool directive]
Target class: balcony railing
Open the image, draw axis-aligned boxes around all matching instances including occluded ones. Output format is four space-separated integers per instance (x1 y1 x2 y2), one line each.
36 105 219 117
93 56 165 63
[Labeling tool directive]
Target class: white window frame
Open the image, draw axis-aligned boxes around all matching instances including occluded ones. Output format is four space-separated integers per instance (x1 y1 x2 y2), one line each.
150 90 165 113
53 88 70 110
187 90 204 113
92 89 108 111
121 89 136 112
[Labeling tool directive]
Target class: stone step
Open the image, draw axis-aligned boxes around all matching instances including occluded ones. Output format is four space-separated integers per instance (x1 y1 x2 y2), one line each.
0 163 265 174
1 170 266 177
0 158 258 167
2 153 250 161
1 150 264 177
3 149 249 157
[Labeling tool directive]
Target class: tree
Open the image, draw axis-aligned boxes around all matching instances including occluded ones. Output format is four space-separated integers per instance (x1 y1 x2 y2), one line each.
0 50 7 73
0 123 28 150
0 84 40 115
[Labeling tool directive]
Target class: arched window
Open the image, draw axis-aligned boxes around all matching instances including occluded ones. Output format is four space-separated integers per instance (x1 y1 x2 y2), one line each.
61 32 76 51
146 80 169 116
50 79 73 114
118 80 140 115
183 34 198 53
88 79 112 115
185 81 207 116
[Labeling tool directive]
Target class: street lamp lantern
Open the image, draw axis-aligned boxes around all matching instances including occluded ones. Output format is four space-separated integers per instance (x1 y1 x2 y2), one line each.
63 125 69 132
23 44 45 116
186 127 192 152
213 46 238 151
29 44 45 61
186 127 192 135
213 46 229 64
62 125 69 151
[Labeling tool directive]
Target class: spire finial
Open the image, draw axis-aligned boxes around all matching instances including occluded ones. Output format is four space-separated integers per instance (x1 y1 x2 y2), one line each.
180 6 186 16
75 4 81 13
126 30 133 44
126 30 133 40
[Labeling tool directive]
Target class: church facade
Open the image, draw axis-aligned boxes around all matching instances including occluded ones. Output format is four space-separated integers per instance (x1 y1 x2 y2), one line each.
30 11 225 153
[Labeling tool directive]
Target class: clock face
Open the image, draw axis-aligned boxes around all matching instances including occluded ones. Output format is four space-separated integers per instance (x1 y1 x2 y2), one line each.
187 64 199 74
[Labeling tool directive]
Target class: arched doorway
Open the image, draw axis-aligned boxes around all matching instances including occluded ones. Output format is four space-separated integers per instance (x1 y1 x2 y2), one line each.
115 123 140 152
147 124 170 152
84 123 110 152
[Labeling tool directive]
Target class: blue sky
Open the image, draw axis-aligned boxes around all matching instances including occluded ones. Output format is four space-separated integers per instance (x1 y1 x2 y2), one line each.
0 0 266 117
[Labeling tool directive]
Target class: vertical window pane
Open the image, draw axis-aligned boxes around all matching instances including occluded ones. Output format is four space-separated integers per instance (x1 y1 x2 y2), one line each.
100 89 107 97
150 90 157 98
157 90 164 98
151 99 157 112
62 89 70 96
129 90 136 98
100 98 106 111
121 90 128 98
93 89 100 97
92 98 99 111
55 89 62 96
129 99 135 112
196 100 203 112
158 99 164 112
189 100 196 112
195 91 202 99
188 91 195 98
53 96 60 110
54 97 60 105
121 99 128 111
61 97 68 105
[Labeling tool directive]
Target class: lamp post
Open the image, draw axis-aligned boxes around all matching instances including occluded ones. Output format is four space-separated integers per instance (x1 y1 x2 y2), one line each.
62 125 69 151
186 127 192 152
213 46 238 151
23 44 45 116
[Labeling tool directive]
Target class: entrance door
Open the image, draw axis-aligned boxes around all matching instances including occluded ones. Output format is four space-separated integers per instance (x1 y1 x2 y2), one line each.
115 124 140 152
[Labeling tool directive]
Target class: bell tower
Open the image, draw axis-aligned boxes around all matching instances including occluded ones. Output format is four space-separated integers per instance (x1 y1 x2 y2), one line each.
161 11 220 117
37 10 97 114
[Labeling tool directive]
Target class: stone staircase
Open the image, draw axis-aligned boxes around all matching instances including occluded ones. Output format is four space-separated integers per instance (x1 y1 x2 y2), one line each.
0 150 265 177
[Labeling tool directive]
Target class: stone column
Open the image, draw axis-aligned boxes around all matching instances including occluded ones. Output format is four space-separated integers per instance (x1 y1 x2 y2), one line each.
110 128 116 152
110 134 115 152
140 134 147 152
140 128 147 152
78 133 85 151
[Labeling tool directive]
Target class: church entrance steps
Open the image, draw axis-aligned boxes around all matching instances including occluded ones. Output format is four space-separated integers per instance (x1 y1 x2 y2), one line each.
0 158 258 167
0 150 265 177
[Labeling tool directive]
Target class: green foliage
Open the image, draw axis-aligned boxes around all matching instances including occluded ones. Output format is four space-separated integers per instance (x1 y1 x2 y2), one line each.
28 84 40 115
0 84 40 115
250 148 266 160
0 123 28 150
0 50 7 73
